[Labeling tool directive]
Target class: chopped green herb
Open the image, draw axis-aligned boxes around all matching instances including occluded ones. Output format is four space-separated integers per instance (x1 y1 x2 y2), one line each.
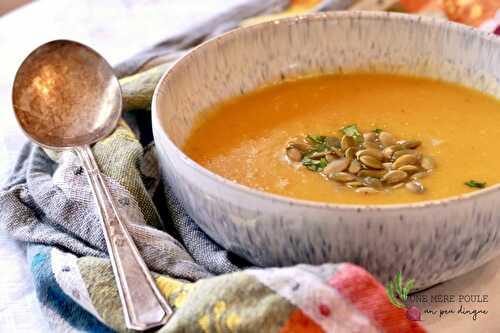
302 156 328 171
319 157 328 169
341 124 363 143
305 135 326 144
465 180 486 189
373 128 383 133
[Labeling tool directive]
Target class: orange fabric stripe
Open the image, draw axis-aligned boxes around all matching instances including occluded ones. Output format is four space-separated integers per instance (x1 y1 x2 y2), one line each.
329 264 427 333
278 309 325 333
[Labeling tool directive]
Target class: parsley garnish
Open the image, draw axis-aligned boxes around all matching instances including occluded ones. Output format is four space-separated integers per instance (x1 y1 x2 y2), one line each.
373 128 383 133
341 124 363 143
305 135 326 144
302 156 328 171
465 180 486 189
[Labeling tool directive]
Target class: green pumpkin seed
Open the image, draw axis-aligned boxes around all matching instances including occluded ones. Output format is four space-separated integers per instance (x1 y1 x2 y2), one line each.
325 136 341 148
348 160 362 174
331 147 344 158
399 140 421 149
363 132 378 142
346 181 364 189
363 177 383 189
411 171 430 180
392 149 422 160
382 145 402 160
356 149 384 161
345 147 358 160
358 169 387 178
421 156 435 170
329 172 356 182
381 170 408 184
288 142 310 152
360 155 384 169
398 165 420 174
325 154 336 162
356 187 379 193
405 180 425 193
379 131 396 146
392 154 418 169
286 147 303 162
323 158 350 175
382 162 393 171
363 141 381 150
341 135 356 151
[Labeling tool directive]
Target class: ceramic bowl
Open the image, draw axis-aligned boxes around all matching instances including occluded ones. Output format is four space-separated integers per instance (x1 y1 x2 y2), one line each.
152 11 500 289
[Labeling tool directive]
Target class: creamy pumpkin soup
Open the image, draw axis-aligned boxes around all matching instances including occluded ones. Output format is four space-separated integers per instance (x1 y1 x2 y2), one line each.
183 74 500 204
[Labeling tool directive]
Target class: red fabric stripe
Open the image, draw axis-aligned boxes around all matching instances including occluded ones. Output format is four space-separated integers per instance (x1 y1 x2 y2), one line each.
329 263 427 333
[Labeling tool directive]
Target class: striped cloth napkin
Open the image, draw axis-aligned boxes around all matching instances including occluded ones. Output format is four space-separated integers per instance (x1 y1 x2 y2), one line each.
3 0 498 332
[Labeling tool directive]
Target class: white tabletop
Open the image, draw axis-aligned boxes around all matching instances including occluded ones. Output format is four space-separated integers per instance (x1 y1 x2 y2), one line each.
1 2 499 332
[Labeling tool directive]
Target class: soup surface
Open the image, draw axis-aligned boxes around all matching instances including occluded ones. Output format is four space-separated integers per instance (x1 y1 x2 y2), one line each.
183 74 500 204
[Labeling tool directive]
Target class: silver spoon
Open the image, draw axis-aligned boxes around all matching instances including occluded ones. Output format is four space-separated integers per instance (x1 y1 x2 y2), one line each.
12 40 172 330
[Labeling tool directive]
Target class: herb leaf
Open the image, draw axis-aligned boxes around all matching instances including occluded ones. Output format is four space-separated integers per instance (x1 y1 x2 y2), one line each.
386 281 406 308
374 128 383 133
465 180 486 189
305 135 326 144
302 156 328 171
341 124 363 143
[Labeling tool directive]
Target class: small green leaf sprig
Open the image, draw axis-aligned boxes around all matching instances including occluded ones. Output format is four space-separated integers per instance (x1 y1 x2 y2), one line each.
386 272 414 309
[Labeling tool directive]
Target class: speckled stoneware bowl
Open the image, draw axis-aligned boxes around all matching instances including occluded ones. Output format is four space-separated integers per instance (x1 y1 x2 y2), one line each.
152 11 500 289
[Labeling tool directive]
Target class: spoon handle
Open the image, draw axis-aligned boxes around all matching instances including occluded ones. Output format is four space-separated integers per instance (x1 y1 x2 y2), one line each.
76 145 172 331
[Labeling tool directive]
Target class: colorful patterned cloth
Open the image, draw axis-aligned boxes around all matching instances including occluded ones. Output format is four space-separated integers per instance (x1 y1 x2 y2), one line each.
3 0 498 332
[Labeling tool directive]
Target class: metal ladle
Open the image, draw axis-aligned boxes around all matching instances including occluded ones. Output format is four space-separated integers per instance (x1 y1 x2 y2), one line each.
12 40 172 330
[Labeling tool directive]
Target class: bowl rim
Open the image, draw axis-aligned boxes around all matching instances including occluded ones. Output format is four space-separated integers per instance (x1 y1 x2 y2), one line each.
152 10 500 211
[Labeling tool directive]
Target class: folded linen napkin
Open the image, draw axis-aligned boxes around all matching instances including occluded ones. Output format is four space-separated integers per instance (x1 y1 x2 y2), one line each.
0 1 433 332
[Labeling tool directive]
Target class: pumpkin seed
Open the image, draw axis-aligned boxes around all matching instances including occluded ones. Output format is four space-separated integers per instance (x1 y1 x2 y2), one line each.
356 149 384 161
341 135 356 151
411 171 430 180
348 159 362 174
358 169 387 178
363 132 378 142
382 145 402 160
421 156 435 170
345 147 357 160
382 162 393 171
364 141 381 150
360 155 384 169
405 180 425 193
346 181 364 189
392 183 405 189
399 140 421 149
379 131 396 146
331 147 344 158
288 142 310 152
323 158 350 175
363 177 383 189
392 149 422 160
329 172 356 182
381 170 408 184
398 165 420 174
325 136 341 148
392 154 418 169
286 147 303 162
325 154 336 162
309 151 330 159
356 187 379 193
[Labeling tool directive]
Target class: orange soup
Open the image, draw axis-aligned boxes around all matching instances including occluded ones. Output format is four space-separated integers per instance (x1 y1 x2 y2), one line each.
183 74 500 204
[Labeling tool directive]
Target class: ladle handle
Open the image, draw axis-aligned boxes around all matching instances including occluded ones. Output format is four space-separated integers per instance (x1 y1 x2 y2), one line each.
76 145 172 331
